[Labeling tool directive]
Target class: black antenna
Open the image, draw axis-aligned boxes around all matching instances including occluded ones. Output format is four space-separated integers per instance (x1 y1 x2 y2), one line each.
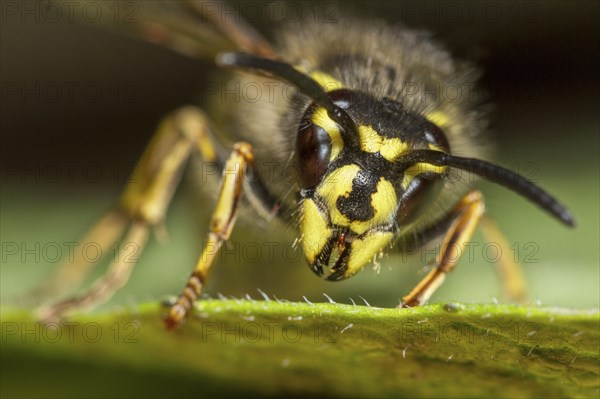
402 150 575 227
216 52 358 140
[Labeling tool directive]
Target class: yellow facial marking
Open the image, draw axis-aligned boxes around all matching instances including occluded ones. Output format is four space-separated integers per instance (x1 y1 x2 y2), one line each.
317 165 397 235
317 165 359 228
345 231 394 276
427 143 445 152
358 125 409 161
425 111 450 128
309 71 344 92
401 163 446 189
301 199 332 264
311 107 343 161
400 143 448 189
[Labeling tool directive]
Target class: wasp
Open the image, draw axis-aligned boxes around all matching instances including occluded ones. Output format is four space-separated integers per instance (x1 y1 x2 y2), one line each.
33 1 574 329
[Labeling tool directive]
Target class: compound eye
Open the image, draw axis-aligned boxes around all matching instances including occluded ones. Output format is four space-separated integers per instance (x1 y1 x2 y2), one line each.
297 114 332 190
424 121 450 152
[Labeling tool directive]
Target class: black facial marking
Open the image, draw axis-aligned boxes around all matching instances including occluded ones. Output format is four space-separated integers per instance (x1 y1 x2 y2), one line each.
336 170 379 222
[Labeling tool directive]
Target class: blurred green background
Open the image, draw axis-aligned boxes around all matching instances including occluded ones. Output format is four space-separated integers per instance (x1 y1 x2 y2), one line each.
1 0 598 315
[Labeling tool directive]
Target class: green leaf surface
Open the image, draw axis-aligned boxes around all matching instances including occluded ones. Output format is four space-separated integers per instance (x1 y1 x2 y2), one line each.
2 301 599 398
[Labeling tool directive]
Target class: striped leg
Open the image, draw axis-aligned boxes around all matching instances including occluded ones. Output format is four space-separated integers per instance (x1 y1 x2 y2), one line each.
35 106 222 321
401 190 485 307
164 143 255 329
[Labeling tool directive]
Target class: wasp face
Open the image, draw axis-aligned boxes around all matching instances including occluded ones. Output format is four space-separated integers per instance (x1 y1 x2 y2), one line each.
297 90 449 281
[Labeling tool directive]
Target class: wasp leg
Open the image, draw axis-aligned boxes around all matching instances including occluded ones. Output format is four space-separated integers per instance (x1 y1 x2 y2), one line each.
401 190 485 308
479 215 528 303
164 143 256 329
35 106 222 321
26 209 129 306
37 221 150 323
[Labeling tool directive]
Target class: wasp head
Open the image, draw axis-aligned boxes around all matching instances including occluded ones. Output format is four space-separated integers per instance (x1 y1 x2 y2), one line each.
297 89 449 281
